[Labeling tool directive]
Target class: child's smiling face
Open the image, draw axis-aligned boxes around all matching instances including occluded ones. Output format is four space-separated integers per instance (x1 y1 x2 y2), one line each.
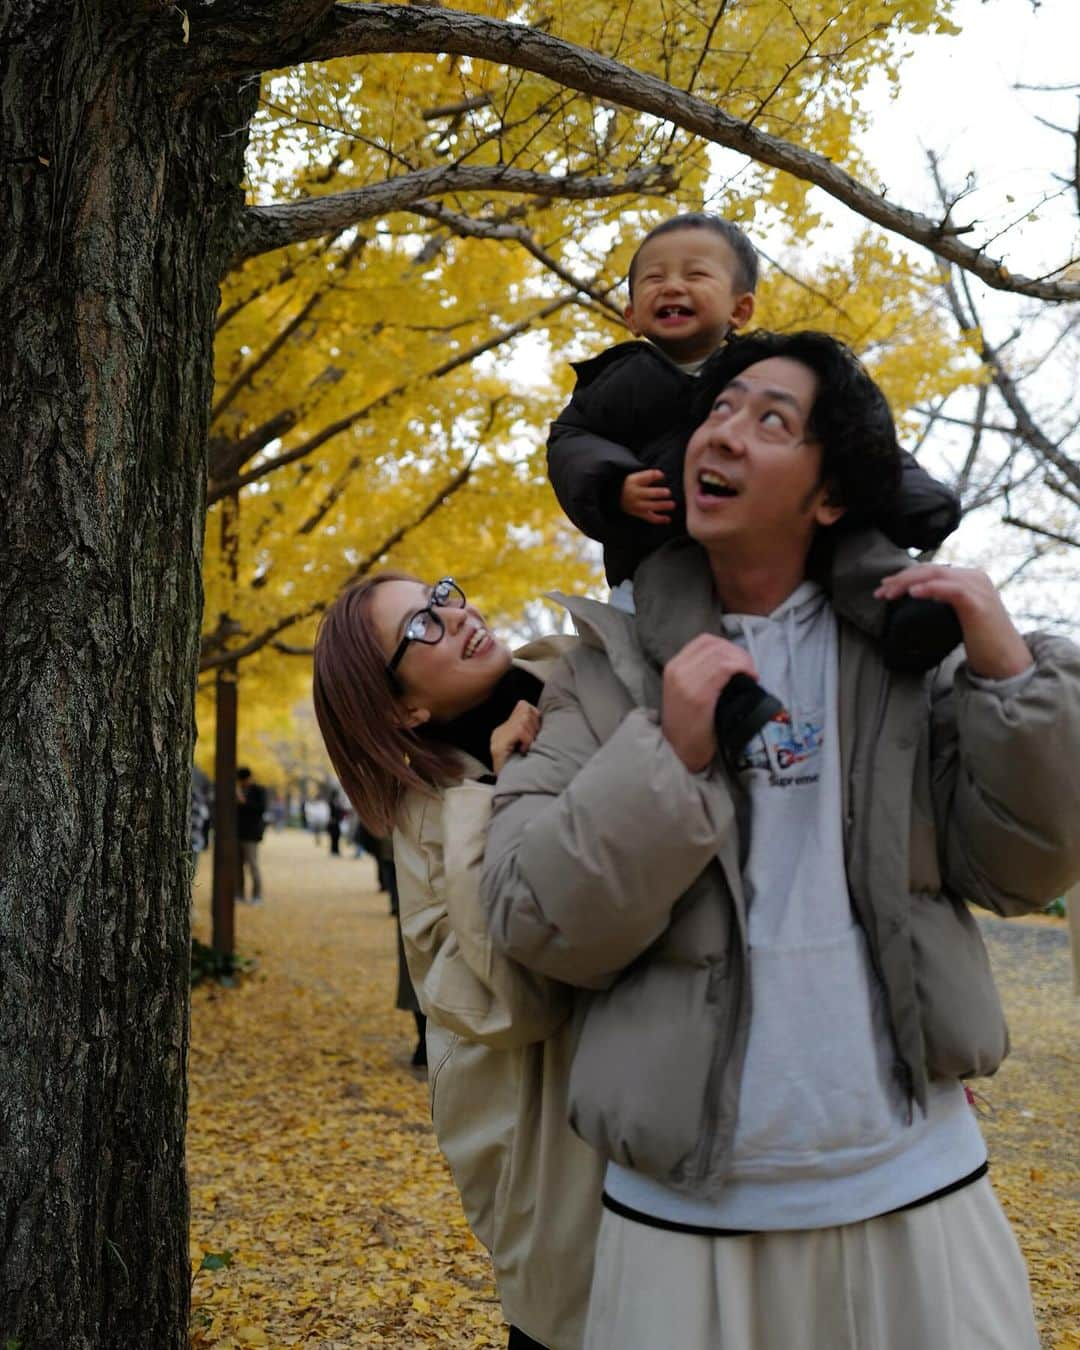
624 228 755 364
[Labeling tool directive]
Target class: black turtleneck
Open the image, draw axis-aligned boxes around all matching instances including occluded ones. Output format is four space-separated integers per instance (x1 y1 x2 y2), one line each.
421 666 543 773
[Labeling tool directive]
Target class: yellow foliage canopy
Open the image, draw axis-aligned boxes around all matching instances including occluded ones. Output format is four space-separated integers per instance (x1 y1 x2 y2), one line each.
198 0 973 754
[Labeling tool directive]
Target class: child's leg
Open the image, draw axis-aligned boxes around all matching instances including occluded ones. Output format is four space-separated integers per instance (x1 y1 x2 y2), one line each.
829 528 962 674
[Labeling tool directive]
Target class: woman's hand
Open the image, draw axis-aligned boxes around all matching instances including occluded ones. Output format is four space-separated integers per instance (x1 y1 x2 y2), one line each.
491 701 542 774
874 563 1033 680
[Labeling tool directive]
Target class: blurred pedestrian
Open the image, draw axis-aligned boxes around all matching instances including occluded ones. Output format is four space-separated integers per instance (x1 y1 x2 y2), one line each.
304 796 330 843
328 792 345 856
236 766 267 904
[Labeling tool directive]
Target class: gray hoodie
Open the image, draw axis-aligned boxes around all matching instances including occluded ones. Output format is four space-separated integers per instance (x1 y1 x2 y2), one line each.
607 580 984 1228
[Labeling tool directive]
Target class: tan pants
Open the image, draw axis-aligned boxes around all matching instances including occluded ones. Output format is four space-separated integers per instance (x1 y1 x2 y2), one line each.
584 1177 1040 1350
239 839 262 901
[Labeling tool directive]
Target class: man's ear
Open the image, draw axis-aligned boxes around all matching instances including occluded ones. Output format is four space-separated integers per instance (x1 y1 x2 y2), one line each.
729 291 755 332
623 300 643 337
814 492 846 529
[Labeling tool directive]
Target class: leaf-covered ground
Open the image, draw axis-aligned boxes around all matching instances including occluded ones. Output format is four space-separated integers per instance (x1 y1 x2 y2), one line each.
189 830 1079 1348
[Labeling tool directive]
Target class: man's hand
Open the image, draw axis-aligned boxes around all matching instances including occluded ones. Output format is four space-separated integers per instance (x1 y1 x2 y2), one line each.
662 635 758 772
875 564 1033 680
491 701 542 774
620 468 675 524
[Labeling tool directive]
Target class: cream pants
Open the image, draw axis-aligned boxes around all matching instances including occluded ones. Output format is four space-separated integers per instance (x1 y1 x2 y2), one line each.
584 1177 1040 1350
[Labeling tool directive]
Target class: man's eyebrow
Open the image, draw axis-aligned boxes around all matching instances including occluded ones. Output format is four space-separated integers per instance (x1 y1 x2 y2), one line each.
720 378 805 412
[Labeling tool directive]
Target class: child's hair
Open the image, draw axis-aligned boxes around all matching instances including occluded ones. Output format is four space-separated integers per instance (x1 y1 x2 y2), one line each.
627 213 759 298
312 573 464 835
695 329 902 529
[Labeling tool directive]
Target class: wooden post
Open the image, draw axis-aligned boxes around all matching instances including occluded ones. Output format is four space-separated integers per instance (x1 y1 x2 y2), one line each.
1067 882 1080 997
210 492 240 961
211 663 239 960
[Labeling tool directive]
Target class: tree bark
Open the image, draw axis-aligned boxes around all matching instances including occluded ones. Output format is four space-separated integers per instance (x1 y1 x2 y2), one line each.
0 3 256 1344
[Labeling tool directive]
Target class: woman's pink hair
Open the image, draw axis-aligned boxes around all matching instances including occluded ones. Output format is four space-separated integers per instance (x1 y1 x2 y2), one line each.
312 573 463 835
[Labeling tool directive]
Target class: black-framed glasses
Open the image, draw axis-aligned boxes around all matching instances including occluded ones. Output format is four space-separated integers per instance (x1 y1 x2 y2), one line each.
386 577 467 681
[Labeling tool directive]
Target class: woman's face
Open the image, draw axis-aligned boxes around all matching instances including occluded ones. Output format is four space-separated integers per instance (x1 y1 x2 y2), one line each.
368 578 513 725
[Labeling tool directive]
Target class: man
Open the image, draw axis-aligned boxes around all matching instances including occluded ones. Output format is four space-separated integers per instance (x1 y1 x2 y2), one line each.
482 331 1080 1349
236 766 267 904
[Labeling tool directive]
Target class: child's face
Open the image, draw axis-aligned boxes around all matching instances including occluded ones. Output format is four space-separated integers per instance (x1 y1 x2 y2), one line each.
625 229 755 364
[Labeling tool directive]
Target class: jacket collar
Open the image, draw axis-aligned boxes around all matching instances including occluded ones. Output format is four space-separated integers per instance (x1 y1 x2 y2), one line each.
450 636 579 785
546 541 727 709
511 634 577 684
632 537 729 668
544 590 656 709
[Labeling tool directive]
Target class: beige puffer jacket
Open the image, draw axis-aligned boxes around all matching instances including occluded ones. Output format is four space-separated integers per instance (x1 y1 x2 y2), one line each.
393 641 603 1350
482 538 1080 1199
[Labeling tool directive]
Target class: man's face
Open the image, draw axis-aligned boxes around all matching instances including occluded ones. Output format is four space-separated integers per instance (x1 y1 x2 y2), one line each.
684 356 844 560
625 229 755 364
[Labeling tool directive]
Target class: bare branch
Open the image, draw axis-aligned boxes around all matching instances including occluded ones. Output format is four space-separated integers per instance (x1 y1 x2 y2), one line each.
230 162 676 266
422 94 492 120
954 381 989 504
186 4 1080 301
270 641 316 656
1046 471 1080 512
409 200 625 317
208 409 299 484
1014 81 1080 93
977 333 1080 493
754 246 857 326
930 186 1080 498
1001 516 1079 550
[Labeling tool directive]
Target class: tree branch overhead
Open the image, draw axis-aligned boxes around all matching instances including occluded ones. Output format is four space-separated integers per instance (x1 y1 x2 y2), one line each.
231 162 676 265
188 3 1080 301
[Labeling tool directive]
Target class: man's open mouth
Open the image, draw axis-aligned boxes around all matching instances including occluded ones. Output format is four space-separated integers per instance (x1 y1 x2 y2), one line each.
699 470 738 498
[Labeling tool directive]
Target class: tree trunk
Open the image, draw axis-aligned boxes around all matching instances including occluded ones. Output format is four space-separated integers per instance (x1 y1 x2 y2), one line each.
0 4 255 1344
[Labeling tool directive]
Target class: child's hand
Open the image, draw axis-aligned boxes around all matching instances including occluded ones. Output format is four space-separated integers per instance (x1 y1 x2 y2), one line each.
491 701 542 774
874 564 1033 680
620 469 675 524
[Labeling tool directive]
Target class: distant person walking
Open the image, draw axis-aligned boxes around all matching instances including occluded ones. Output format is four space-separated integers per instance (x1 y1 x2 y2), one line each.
236 766 267 904
328 793 345 856
304 796 330 844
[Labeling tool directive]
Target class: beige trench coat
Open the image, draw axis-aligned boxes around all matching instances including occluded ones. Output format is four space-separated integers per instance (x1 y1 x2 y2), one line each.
393 642 603 1350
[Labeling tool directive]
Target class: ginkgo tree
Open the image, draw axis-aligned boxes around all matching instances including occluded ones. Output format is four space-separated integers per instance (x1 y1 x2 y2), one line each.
5 2 1079 1346
198 22 978 749
199 221 972 741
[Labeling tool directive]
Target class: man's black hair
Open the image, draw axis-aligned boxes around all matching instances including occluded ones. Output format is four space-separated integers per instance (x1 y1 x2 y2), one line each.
694 330 902 530
237 766 252 780
628 213 759 298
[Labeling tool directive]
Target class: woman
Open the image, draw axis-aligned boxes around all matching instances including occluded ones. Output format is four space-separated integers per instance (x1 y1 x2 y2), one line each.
312 572 603 1350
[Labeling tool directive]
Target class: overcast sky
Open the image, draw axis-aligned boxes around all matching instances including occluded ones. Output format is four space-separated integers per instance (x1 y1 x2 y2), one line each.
853 0 1078 275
